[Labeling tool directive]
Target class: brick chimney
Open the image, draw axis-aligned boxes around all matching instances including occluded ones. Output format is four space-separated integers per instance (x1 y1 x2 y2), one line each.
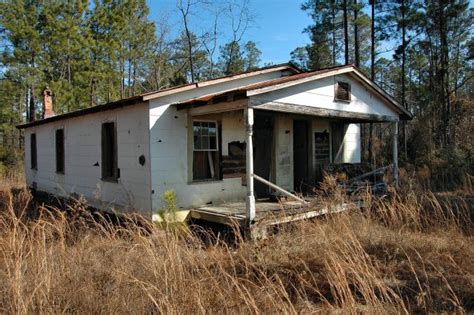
42 85 54 119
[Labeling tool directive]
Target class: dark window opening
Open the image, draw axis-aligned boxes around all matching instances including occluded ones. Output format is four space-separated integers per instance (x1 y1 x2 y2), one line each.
30 133 37 170
335 81 351 102
55 129 65 174
101 122 118 181
193 121 220 181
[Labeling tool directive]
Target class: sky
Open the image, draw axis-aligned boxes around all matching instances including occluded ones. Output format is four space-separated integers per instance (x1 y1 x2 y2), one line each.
147 0 313 65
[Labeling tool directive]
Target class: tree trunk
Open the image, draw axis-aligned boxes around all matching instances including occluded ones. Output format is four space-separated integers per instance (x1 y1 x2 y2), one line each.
369 0 375 166
29 83 35 122
370 0 375 80
184 21 195 82
332 0 337 64
354 0 360 67
343 0 349 65
401 0 407 159
439 2 450 146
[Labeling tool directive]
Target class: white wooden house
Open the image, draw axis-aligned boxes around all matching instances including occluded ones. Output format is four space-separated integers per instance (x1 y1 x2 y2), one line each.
17 64 411 225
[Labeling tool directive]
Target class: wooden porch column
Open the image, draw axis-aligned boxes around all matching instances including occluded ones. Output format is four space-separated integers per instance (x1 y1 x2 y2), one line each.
244 108 256 222
392 121 399 188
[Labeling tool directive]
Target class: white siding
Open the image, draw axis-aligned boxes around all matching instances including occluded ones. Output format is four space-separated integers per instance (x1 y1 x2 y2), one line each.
274 114 293 191
149 70 289 211
149 107 247 210
24 103 151 214
342 124 361 163
221 111 245 156
250 73 400 118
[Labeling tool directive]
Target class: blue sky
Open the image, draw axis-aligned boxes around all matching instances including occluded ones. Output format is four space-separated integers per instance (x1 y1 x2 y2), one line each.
147 0 473 65
147 0 312 64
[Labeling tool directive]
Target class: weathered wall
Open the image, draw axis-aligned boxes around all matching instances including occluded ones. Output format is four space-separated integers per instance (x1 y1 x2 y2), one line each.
342 124 361 163
149 107 247 211
24 103 152 214
149 69 290 211
250 73 400 119
273 114 293 191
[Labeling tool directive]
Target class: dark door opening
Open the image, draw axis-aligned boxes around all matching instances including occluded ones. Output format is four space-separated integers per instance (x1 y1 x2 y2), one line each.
253 112 274 198
293 120 310 193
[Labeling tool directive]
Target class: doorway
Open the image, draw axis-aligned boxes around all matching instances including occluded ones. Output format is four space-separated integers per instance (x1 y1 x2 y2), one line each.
293 120 310 193
253 112 274 198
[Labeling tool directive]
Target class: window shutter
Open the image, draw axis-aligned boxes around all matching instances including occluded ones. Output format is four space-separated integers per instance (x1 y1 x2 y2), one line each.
335 82 351 101
55 129 64 173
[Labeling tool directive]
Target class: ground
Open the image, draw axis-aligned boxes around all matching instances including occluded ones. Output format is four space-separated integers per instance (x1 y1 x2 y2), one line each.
0 175 472 313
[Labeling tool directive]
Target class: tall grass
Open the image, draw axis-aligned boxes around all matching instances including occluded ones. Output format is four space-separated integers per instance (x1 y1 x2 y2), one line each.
0 182 472 313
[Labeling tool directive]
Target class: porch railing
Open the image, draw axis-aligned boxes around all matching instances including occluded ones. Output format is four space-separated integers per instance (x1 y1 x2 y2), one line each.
252 173 308 204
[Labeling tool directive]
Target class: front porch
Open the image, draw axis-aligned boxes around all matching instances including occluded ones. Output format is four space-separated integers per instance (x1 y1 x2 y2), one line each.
176 67 406 229
190 197 357 231
181 105 399 229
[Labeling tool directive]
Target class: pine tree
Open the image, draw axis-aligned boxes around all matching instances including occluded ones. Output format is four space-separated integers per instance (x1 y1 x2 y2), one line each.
41 1 90 112
0 1 43 121
295 0 341 70
243 41 261 71
171 31 208 82
219 41 245 75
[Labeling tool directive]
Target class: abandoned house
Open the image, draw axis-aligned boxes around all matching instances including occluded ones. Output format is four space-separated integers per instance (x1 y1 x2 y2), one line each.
17 64 411 226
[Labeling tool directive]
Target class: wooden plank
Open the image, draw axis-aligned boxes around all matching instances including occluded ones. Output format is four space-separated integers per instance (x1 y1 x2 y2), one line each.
256 202 357 226
249 100 397 122
189 99 248 116
253 173 308 203
190 209 246 226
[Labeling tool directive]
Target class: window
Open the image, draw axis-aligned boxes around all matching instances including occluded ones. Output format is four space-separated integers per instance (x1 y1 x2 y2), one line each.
55 129 65 174
101 122 118 181
335 81 351 102
30 133 37 170
193 121 220 181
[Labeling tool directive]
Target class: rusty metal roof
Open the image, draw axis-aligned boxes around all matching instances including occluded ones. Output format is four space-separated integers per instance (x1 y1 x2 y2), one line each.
17 63 299 129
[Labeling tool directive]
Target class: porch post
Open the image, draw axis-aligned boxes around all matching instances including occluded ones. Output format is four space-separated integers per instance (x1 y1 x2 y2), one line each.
244 107 256 222
392 121 399 188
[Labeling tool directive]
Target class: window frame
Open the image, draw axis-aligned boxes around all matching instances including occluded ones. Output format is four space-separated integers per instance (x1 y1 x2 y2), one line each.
55 128 65 174
192 119 221 182
30 133 37 170
101 121 119 182
192 120 219 152
334 81 351 103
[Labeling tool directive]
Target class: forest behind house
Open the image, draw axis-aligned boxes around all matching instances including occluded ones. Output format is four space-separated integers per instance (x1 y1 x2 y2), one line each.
0 0 473 189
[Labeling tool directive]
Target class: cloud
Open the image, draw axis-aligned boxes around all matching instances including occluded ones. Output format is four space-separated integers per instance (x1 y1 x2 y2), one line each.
272 35 289 42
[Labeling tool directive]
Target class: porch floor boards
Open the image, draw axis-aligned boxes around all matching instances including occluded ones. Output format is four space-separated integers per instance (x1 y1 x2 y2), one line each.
190 198 354 227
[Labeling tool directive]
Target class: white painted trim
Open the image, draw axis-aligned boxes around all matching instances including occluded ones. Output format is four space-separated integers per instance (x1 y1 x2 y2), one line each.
245 108 256 222
192 119 219 152
196 66 292 87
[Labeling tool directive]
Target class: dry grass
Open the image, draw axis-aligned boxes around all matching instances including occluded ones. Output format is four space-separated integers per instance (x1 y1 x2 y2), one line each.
0 181 472 314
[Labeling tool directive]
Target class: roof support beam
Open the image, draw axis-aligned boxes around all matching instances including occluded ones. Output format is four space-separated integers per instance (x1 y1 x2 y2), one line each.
244 107 256 224
188 99 248 116
250 100 397 123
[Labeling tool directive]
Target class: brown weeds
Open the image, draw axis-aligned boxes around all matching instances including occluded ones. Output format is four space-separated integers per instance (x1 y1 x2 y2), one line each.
0 183 472 314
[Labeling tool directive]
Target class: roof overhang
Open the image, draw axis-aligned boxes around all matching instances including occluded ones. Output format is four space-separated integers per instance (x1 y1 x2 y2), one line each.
249 100 398 122
16 96 143 129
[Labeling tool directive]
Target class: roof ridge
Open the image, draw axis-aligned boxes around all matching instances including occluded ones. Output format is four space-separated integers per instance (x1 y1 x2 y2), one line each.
140 63 299 97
